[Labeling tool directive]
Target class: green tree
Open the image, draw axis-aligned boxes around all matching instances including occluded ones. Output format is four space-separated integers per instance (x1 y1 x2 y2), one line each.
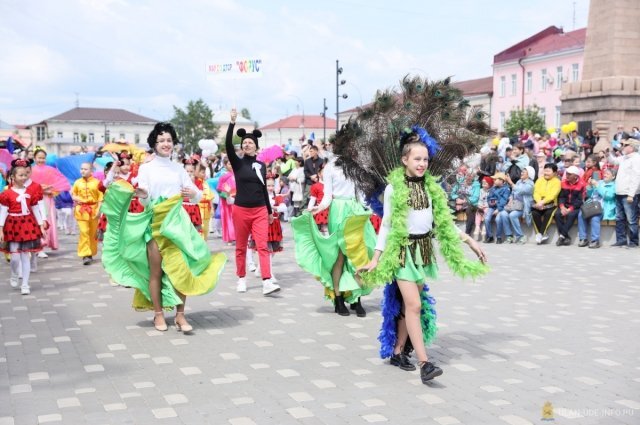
170 99 219 154
504 105 546 138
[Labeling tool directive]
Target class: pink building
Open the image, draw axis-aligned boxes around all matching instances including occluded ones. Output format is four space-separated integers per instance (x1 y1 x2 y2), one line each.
491 26 586 132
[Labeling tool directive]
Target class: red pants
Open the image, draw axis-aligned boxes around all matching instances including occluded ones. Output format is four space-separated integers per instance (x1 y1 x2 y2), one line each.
232 205 271 279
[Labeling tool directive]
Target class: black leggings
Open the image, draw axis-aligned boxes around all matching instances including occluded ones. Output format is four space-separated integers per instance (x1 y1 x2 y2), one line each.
532 207 557 234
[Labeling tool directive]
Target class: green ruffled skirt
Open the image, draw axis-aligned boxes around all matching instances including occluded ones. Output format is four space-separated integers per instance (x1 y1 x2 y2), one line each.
101 182 227 310
291 198 376 304
395 246 439 284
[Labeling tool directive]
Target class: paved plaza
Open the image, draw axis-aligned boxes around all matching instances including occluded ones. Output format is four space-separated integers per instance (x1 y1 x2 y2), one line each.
0 227 638 425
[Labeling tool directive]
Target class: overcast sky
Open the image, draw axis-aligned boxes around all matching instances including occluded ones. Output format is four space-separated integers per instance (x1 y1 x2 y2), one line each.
0 0 590 128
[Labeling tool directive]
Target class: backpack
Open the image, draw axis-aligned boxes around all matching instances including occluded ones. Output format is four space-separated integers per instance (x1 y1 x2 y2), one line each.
507 161 521 183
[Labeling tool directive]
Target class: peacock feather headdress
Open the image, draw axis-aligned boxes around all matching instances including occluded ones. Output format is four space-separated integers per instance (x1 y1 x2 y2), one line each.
334 75 493 199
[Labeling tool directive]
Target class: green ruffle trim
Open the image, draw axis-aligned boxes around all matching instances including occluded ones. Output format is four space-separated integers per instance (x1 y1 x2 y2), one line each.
362 167 488 286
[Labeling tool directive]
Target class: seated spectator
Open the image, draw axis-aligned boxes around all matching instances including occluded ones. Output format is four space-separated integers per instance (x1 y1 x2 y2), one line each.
554 166 586 246
463 172 481 236
474 176 493 241
532 163 561 244
501 166 535 244
484 172 511 244
578 168 616 248
504 142 530 184
582 154 601 183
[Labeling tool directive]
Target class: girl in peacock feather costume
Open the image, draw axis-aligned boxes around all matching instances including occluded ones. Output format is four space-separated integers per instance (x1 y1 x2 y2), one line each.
339 76 491 384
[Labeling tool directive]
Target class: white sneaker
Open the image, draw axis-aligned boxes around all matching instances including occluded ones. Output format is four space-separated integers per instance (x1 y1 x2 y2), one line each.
236 277 247 293
10 276 19 288
535 233 542 244
271 275 278 283
254 268 261 277
37 251 48 258
248 263 257 272
262 279 280 296
541 234 549 243
21 286 31 295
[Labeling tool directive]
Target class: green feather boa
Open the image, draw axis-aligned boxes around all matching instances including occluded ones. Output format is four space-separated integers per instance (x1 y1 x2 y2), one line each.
362 167 488 286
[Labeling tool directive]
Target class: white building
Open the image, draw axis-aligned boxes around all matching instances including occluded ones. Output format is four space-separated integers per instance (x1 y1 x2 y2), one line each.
33 107 158 156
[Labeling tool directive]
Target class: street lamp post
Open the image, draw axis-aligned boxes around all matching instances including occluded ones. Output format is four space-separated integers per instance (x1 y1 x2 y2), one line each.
336 60 348 132
289 94 305 142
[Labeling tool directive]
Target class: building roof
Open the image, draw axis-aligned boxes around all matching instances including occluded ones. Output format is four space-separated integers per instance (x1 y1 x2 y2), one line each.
260 115 336 130
212 110 253 125
452 77 493 96
494 26 586 64
341 76 493 114
44 107 157 123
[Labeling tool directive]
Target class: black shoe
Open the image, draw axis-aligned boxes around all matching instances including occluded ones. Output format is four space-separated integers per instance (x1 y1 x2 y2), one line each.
563 237 572 246
349 298 366 317
578 239 589 247
588 241 600 249
483 237 494 243
496 238 503 244
82 257 91 266
420 361 443 383
611 242 627 247
555 236 565 246
628 244 639 249
390 353 416 371
334 295 350 316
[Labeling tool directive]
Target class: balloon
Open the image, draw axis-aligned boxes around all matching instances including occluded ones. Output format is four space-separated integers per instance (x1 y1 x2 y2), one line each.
561 124 569 134
45 153 58 166
568 121 577 132
198 139 218 154
492 137 500 147
546 127 556 135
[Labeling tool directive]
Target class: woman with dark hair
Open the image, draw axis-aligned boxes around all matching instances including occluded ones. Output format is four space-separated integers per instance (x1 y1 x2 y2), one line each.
100 122 226 333
226 109 280 295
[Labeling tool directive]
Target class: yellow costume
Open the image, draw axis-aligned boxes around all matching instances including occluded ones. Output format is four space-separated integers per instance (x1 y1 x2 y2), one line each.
72 176 103 257
197 178 213 240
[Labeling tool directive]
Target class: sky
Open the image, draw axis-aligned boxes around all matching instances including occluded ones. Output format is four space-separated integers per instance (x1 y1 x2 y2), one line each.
0 0 590 129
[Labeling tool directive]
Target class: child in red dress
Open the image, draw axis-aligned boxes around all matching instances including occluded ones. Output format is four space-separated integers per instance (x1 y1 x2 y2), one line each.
307 165 329 235
0 159 46 295
182 158 203 233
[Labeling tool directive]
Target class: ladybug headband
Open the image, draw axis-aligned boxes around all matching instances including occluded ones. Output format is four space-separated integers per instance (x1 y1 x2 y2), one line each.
118 151 131 160
11 158 33 168
182 157 197 166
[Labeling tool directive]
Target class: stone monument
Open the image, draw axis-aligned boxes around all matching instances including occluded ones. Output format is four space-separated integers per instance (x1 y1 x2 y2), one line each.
560 0 640 141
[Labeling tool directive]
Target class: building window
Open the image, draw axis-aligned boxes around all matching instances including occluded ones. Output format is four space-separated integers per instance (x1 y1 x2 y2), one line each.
541 69 547 91
73 132 79 143
511 74 517 96
57 132 63 139
134 133 140 144
499 76 506 97
526 72 532 93
36 126 46 141
556 66 563 89
555 106 561 128
105 130 110 141
499 112 506 132
89 133 94 143
539 107 546 123
572 63 579 82
119 132 125 140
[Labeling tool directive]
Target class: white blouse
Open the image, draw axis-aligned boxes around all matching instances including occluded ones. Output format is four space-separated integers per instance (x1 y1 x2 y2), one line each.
316 161 358 211
136 156 201 205
374 183 434 252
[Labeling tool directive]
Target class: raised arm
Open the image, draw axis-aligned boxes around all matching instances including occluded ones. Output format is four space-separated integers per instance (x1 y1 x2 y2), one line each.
226 109 240 169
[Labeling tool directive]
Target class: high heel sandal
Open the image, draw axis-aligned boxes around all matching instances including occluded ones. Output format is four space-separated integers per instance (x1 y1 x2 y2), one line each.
153 311 168 332
174 312 193 333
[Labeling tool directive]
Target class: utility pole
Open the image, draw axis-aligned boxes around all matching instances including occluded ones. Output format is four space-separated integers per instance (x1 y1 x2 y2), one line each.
321 98 328 143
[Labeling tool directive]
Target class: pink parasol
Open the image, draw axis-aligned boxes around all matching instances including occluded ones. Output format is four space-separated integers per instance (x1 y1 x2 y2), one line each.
31 164 71 192
0 149 12 172
257 145 284 164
